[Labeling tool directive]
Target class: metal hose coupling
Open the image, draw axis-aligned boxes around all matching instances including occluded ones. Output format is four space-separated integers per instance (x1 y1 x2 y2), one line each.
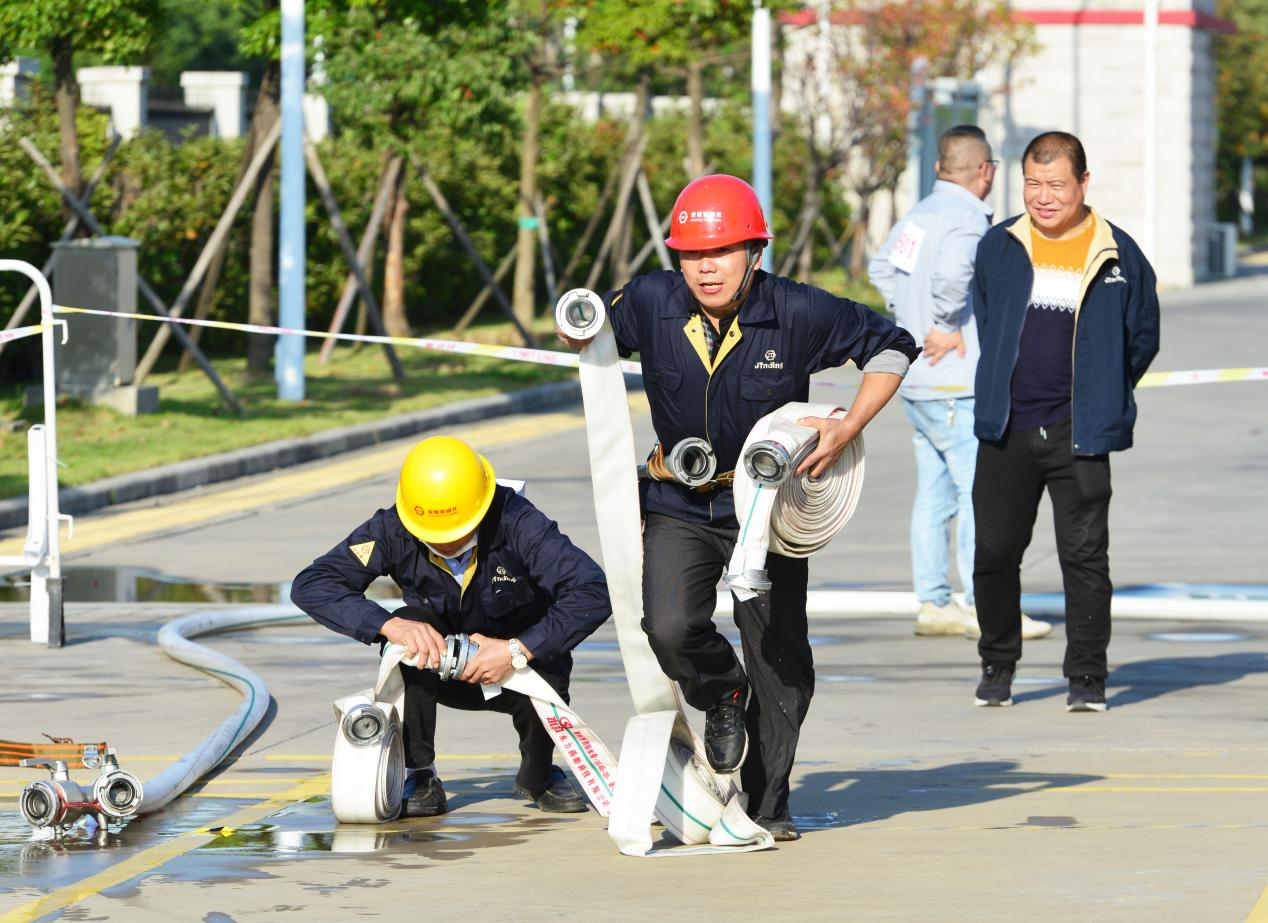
554 288 606 342
19 746 143 831
638 437 718 488
743 439 794 486
399 633 480 683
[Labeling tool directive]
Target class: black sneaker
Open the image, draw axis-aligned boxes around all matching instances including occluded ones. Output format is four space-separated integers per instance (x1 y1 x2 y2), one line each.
752 810 801 842
401 768 448 818
1067 675 1107 712
974 663 1015 707
513 765 589 813
704 687 749 773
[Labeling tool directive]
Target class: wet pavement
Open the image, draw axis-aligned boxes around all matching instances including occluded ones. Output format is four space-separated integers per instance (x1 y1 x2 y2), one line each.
4 605 1268 921
0 275 1265 920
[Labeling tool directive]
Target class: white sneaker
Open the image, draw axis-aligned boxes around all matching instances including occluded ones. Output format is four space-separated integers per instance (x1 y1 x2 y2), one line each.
960 606 1053 641
914 601 972 636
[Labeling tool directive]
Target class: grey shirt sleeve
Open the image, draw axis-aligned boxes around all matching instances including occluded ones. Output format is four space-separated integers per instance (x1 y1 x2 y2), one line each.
861 348 911 377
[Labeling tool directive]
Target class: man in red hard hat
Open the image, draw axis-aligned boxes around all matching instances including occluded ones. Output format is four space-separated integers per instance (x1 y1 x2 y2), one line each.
559 174 919 840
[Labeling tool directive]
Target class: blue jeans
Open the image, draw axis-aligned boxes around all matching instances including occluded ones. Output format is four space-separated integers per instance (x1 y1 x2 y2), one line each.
902 397 977 607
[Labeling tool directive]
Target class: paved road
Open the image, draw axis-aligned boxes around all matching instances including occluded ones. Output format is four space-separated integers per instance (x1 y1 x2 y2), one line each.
0 275 1265 921
35 273 1267 595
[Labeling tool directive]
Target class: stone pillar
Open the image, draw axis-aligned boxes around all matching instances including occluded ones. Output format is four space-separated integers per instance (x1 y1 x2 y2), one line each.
179 71 247 139
0 57 39 107
77 66 150 139
49 237 159 415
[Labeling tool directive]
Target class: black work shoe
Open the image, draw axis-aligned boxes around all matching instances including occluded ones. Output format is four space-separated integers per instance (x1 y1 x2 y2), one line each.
1066 675 1108 712
513 765 589 813
974 663 1015 707
752 810 801 842
401 768 448 818
704 687 749 773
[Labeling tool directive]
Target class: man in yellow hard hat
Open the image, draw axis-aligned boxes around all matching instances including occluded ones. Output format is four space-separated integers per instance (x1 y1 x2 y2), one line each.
292 436 612 817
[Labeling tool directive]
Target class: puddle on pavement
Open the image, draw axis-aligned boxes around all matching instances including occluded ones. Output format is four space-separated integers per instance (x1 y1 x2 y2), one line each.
0 795 254 893
5 788 574 896
0 567 404 605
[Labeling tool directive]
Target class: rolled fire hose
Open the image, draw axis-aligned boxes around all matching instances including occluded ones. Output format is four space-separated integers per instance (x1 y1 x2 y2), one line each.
725 402 866 602
556 287 774 856
331 637 618 824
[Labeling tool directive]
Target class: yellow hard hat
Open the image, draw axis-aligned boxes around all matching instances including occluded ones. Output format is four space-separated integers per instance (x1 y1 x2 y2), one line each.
395 436 497 544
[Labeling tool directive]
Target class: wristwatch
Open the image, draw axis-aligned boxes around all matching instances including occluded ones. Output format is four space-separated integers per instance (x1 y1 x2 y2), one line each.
507 638 528 670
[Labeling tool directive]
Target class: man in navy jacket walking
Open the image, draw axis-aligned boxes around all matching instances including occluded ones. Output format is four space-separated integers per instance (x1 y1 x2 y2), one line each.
970 132 1159 712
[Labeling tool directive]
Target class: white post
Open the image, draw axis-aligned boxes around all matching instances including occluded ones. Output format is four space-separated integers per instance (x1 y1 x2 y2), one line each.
179 71 247 139
0 261 63 646
751 2 773 264
1142 0 1158 260
277 0 306 401
1240 158 1255 237
0 58 39 108
77 66 150 140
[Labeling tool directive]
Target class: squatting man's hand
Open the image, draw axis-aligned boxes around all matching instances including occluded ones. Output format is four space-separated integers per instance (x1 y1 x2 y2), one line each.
923 327 965 366
795 415 863 478
555 325 588 351
380 616 447 669
460 633 533 686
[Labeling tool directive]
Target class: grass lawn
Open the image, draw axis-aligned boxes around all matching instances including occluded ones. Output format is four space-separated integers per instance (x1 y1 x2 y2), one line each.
0 315 572 499
0 271 885 500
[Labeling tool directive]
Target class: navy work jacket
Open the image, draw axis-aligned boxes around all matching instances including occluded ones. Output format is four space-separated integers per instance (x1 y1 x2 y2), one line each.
291 486 611 666
606 269 919 527
973 211 1160 455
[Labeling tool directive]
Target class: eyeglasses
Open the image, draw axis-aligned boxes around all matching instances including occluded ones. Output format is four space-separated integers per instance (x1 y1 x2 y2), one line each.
983 159 1000 169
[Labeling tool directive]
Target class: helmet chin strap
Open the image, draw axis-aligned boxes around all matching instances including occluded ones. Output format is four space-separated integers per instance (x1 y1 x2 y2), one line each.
722 240 764 312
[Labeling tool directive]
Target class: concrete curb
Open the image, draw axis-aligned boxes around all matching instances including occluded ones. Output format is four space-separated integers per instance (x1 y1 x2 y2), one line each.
0 380 583 531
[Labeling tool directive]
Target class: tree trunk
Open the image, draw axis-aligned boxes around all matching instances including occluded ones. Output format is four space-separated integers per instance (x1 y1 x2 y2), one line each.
848 195 872 279
686 60 706 180
511 74 542 329
247 63 280 377
51 38 84 223
382 163 410 338
797 153 821 282
613 74 651 286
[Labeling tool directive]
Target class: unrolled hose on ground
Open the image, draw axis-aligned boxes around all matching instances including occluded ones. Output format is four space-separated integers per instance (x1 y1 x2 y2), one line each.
140 604 310 815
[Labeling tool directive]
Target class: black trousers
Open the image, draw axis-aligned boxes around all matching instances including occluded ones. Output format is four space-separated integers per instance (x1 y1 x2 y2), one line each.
393 606 569 794
973 417 1113 678
641 512 814 819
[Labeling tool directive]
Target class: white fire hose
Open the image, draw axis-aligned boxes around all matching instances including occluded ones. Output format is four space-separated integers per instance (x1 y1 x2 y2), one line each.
331 637 618 824
556 288 774 856
725 403 866 601
142 606 311 814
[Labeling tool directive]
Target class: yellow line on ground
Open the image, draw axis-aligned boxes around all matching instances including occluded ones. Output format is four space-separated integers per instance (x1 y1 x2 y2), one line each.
0 409 567 558
1101 774 1268 780
0 394 651 557
1245 883 1268 923
1042 786 1268 793
0 774 330 923
264 752 518 761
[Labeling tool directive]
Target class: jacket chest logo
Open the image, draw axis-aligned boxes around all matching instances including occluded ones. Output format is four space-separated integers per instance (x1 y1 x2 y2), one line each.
492 565 519 584
1104 266 1127 285
754 348 783 370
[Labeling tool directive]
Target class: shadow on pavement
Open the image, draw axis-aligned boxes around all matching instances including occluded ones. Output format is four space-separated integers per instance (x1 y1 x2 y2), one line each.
1106 652 1268 709
792 760 1101 831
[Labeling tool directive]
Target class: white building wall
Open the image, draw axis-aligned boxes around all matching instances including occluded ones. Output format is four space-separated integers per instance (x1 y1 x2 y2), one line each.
783 2 1224 289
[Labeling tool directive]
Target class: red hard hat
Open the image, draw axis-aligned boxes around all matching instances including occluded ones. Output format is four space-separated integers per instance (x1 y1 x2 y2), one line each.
664 174 772 251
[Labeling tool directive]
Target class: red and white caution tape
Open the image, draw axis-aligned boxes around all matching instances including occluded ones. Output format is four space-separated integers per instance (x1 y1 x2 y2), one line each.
0 323 50 347
53 304 1267 392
